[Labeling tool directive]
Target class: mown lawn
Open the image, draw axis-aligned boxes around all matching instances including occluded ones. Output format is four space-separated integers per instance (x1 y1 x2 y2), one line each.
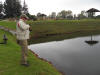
0 19 100 74
0 30 61 75
0 19 100 43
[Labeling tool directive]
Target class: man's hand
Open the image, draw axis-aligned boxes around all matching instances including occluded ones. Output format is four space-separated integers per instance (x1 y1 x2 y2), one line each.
29 27 32 31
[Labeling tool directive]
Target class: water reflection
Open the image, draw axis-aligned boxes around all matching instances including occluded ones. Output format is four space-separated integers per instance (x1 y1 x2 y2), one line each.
85 35 99 46
28 35 100 75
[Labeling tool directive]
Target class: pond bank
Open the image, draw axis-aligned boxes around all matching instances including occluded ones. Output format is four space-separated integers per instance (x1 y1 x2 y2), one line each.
0 25 16 35
29 30 100 44
0 28 62 75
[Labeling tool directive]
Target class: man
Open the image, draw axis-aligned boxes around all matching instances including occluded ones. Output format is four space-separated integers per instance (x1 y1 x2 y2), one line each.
16 14 30 66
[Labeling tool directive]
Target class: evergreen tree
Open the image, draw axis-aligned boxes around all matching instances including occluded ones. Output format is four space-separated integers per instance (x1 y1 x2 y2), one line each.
4 0 22 18
0 2 4 19
0 2 3 13
22 0 28 14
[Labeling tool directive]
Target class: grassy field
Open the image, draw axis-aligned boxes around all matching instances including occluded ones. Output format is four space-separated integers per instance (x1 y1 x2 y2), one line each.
0 19 100 34
0 30 61 75
0 19 100 43
0 19 100 74
0 21 16 29
28 19 100 37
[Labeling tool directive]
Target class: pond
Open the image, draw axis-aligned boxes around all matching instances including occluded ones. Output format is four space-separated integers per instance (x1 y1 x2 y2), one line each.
28 35 100 75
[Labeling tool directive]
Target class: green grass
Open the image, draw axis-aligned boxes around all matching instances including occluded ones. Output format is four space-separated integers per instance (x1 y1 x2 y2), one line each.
0 19 100 43
0 21 16 29
1 19 100 32
28 19 100 34
28 19 100 40
0 30 61 75
0 19 100 74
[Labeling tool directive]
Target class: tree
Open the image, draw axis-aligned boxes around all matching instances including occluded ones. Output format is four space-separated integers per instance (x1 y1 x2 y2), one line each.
57 10 73 19
0 2 4 19
78 10 87 19
0 2 3 13
59 10 67 19
30 15 37 21
4 0 22 18
26 13 37 21
66 10 73 19
67 10 72 16
22 0 28 14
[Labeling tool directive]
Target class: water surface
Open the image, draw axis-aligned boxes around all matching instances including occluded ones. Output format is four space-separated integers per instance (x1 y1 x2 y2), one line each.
28 35 100 75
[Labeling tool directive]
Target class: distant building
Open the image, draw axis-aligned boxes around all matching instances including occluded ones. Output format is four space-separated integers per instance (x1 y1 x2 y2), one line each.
37 13 47 20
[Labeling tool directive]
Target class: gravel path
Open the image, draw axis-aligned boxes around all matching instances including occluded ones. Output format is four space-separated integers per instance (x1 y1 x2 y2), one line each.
0 26 16 35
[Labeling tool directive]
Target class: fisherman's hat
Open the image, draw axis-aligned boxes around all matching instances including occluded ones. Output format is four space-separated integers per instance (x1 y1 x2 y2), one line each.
20 14 29 19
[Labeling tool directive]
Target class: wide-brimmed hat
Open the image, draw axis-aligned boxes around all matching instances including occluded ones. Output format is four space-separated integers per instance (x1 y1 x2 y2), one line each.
20 14 29 19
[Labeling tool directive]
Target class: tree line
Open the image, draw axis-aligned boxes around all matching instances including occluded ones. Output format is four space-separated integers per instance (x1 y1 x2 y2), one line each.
0 0 30 19
0 0 100 20
37 10 100 20
0 0 21 18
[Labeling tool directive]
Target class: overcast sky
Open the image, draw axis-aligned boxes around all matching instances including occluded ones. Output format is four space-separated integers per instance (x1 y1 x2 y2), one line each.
0 0 100 15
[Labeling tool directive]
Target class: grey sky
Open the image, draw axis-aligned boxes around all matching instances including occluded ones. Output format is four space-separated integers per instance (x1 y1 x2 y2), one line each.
0 0 100 15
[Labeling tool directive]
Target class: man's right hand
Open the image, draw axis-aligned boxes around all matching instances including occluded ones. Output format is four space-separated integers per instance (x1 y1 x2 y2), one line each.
29 27 32 31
